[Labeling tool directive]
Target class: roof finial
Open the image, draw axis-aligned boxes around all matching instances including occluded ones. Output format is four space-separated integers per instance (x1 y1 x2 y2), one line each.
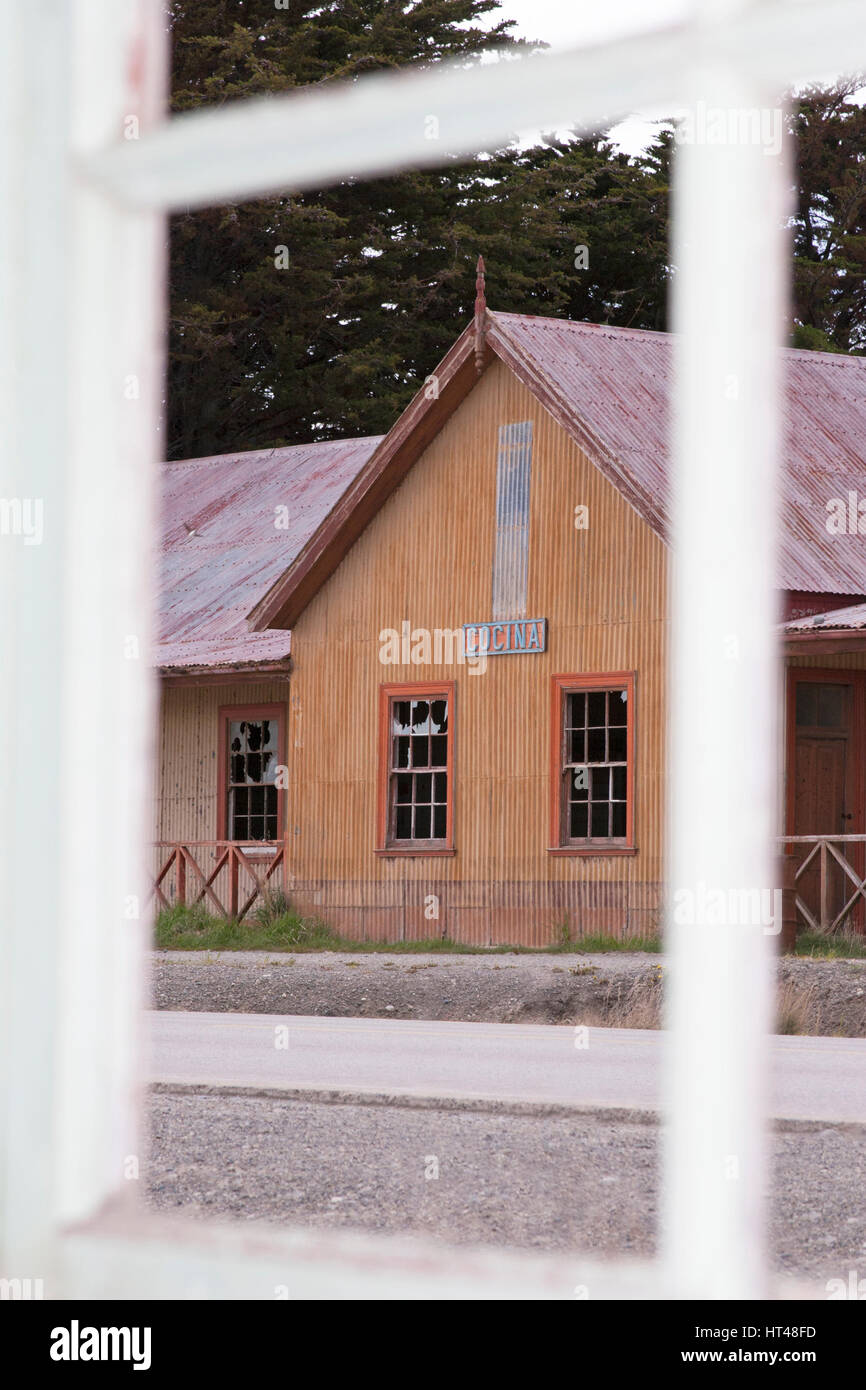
474 254 487 375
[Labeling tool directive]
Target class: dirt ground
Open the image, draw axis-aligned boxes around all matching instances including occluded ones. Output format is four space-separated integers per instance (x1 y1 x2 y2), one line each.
151 949 866 1036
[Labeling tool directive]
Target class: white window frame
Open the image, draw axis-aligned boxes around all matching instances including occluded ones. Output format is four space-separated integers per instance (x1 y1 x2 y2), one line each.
1 0 857 1300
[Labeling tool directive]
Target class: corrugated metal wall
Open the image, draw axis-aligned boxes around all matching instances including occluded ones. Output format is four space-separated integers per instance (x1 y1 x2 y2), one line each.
284 359 669 943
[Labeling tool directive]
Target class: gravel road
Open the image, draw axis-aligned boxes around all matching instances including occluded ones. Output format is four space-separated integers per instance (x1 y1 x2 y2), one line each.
146 1089 866 1283
151 949 866 1035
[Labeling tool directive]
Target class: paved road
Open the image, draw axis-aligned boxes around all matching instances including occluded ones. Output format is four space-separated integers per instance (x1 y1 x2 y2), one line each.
148 1012 866 1123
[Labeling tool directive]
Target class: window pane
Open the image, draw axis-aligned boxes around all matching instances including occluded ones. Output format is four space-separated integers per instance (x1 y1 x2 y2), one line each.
587 691 607 726
247 752 262 783
817 684 845 728
570 801 588 837
591 801 609 837
245 721 263 752
609 690 628 725
430 699 448 733
395 773 412 803
265 786 277 814
612 766 627 800
250 817 264 840
795 684 817 726
411 700 430 732
609 726 627 761
587 727 605 761
433 804 447 838
611 801 627 837
411 735 429 767
570 729 585 763
567 692 585 728
393 700 412 732
571 769 588 801
395 805 412 839
231 753 245 784
260 719 276 750
415 772 432 803
394 736 410 768
433 772 447 802
234 787 248 815
591 766 610 799
414 804 431 839
430 734 447 767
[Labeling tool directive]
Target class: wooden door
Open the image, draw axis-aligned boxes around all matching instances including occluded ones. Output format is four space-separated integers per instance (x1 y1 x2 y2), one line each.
791 679 858 929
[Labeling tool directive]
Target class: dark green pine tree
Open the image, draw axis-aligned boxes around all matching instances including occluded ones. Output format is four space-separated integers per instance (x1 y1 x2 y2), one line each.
167 1 672 458
789 78 866 355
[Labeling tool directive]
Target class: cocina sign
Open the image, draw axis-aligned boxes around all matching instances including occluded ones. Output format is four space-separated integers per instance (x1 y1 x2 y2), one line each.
463 618 547 657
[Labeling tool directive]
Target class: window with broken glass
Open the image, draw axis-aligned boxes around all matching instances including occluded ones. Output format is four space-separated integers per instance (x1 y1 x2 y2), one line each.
227 717 280 840
389 696 450 844
562 687 629 844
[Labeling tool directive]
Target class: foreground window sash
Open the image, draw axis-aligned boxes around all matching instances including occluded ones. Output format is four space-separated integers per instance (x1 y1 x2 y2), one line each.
377 683 455 855
218 704 285 842
550 673 635 855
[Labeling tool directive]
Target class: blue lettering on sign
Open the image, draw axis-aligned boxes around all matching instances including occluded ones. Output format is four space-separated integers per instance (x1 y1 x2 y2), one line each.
463 619 547 657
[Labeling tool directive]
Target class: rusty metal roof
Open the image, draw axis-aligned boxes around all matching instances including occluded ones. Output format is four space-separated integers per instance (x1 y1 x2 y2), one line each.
163 313 866 663
158 435 381 671
491 313 866 595
781 600 866 633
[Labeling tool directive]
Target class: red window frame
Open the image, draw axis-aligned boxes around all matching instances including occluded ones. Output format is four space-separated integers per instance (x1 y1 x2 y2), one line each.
548 672 636 856
217 702 287 842
376 682 456 856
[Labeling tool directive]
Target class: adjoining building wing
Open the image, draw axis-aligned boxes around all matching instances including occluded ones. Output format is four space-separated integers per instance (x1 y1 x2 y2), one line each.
158 435 381 677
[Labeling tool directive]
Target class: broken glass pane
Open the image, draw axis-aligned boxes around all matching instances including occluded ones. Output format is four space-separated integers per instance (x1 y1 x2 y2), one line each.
411 701 430 732
431 699 448 733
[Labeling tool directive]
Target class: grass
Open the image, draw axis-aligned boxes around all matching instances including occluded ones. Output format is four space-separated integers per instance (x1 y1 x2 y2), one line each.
793 931 866 959
155 900 866 959
154 899 662 954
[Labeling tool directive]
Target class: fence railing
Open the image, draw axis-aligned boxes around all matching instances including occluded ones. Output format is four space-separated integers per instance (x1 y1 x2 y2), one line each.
151 841 285 922
778 835 866 935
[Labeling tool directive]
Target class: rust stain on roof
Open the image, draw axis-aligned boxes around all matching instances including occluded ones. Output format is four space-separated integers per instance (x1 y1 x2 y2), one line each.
158 435 381 670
